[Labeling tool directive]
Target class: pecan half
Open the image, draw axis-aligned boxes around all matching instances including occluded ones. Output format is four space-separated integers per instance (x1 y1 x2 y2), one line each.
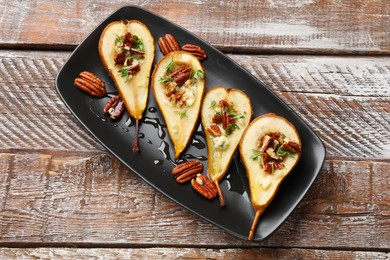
259 134 272 153
158 34 180 55
174 71 191 87
172 160 204 184
181 44 207 61
74 71 106 97
262 153 272 173
191 174 218 200
169 65 192 78
128 62 141 74
207 124 222 136
166 34 180 52
165 82 178 97
130 48 145 56
219 100 229 129
175 91 185 102
169 66 192 87
103 95 125 120
281 141 301 153
114 52 126 64
175 91 188 107
212 114 222 124
124 32 136 45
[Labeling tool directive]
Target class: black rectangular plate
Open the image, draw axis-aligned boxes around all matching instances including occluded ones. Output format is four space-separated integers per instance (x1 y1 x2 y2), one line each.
56 6 326 241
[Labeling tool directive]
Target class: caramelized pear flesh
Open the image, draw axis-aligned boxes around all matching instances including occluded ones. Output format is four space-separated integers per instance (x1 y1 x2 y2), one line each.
98 20 155 153
201 86 252 206
99 20 154 120
239 113 301 240
152 51 205 159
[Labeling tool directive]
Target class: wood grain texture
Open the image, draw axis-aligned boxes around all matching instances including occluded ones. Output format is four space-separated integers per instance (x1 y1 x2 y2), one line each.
0 152 389 248
1 51 389 160
0 0 389 55
1 0 389 255
0 248 389 259
1 50 389 249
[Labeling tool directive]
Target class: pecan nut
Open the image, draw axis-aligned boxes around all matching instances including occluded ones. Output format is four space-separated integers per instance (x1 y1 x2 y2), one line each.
172 160 203 184
191 174 218 199
212 114 222 124
281 141 301 153
219 100 229 129
103 95 125 120
74 71 106 97
158 34 180 55
207 124 222 136
181 44 207 61
169 65 192 87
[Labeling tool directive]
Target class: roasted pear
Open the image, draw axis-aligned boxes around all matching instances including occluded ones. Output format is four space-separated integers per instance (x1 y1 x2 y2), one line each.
98 20 155 153
152 51 205 159
239 113 302 240
201 86 252 206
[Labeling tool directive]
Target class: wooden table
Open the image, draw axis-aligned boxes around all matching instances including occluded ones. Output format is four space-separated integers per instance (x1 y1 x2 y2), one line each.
1 1 389 259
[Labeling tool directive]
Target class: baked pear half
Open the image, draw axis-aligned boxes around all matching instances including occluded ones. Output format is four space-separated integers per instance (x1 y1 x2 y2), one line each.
201 86 252 206
98 20 155 153
239 113 302 240
152 51 206 159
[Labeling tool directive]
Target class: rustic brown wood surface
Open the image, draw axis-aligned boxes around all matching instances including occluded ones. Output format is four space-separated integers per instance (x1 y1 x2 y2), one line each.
0 0 389 259
1 1 390 55
0 248 389 259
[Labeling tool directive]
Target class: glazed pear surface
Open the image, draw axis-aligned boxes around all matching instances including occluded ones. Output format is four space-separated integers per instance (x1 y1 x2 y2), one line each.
99 20 155 120
152 51 205 159
201 86 252 204
239 113 301 240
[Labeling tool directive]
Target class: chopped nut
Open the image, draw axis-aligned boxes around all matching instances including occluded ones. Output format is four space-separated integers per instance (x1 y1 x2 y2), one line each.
103 95 125 120
212 114 222 124
266 147 279 160
207 124 222 136
259 135 272 152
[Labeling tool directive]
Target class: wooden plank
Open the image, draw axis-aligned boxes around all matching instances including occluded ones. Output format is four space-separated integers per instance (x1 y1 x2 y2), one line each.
1 51 389 160
0 1 389 54
0 247 389 259
0 152 389 248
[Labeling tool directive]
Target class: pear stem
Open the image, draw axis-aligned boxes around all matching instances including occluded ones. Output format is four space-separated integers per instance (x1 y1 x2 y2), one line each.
133 119 140 154
214 180 225 207
248 210 262 240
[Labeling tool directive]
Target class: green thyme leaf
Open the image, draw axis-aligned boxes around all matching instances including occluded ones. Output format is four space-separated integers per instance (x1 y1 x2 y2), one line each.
131 54 143 60
225 123 240 136
215 111 222 116
159 76 173 84
132 35 144 51
276 146 293 157
174 109 188 118
197 70 204 80
190 69 204 80
125 51 143 60
165 60 178 73
210 100 216 108
190 70 204 86
250 149 264 161
228 105 245 119
115 34 124 45
118 66 130 82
